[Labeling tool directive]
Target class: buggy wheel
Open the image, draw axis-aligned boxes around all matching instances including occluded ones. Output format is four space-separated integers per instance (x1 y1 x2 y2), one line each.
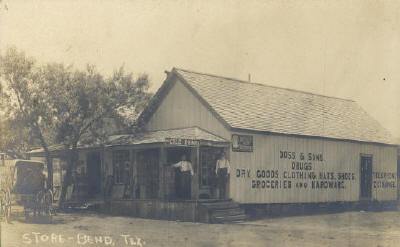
36 189 53 222
5 204 11 223
0 191 4 221
24 207 29 221
3 189 12 223
43 189 53 221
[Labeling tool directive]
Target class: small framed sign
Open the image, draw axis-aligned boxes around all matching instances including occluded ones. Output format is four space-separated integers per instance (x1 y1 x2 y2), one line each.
231 134 253 152
165 138 200 146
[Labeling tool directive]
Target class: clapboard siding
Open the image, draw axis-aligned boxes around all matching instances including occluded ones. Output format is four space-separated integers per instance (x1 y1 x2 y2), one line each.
143 75 397 204
145 78 230 139
229 131 397 204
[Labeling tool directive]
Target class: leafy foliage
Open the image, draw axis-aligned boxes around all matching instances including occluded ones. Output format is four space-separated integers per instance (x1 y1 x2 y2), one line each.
0 47 152 197
39 63 151 148
0 47 53 158
0 118 31 158
0 47 55 187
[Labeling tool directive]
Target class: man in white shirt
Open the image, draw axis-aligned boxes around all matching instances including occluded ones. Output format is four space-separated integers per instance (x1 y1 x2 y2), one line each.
215 152 230 199
171 155 194 199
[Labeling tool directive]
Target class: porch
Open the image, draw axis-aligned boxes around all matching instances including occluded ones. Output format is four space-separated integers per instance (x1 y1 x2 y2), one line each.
104 127 230 201
31 127 246 222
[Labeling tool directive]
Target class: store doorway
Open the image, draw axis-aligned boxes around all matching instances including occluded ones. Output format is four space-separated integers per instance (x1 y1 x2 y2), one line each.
360 155 373 200
87 152 102 197
199 147 224 199
397 156 400 200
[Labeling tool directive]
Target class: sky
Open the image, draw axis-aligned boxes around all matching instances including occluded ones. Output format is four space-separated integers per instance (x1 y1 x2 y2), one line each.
0 0 399 138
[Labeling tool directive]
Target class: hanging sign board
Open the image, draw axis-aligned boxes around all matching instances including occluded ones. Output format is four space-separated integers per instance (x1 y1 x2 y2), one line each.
232 134 253 152
165 138 200 146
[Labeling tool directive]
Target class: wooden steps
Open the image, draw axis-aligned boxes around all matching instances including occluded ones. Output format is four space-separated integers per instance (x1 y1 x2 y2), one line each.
199 199 247 224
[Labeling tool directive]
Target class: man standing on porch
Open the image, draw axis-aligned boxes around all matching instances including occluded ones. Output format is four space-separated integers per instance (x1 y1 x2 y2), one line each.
216 152 231 199
171 155 194 199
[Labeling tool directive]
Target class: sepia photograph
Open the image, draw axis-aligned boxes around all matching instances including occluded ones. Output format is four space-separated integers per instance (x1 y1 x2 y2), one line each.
1 0 400 246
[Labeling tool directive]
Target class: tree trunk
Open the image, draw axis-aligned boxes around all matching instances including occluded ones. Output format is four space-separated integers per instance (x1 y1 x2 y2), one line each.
58 144 78 207
35 127 54 190
43 148 53 190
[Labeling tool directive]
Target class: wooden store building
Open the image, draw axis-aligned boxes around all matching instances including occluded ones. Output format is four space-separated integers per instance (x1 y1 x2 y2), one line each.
29 68 398 223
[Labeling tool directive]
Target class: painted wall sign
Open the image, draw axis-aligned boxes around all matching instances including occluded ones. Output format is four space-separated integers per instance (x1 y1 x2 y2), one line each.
165 138 200 146
232 134 253 152
231 139 398 204
373 172 396 188
235 150 355 191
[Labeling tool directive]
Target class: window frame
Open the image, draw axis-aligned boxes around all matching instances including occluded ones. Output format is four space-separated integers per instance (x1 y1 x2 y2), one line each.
112 150 130 185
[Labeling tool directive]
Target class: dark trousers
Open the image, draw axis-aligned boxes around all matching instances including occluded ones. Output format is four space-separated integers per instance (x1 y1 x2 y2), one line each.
217 168 228 199
175 171 191 199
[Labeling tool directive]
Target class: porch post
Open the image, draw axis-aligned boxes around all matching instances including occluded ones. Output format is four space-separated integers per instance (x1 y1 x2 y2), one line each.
158 145 166 199
191 145 200 200
225 147 230 199
100 148 104 197
132 149 137 199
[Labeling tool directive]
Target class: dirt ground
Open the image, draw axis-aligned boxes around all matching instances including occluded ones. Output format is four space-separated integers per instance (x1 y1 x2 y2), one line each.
1 209 400 247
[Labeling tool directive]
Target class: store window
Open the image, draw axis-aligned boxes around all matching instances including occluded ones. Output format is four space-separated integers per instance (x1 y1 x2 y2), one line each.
200 147 224 187
112 150 130 184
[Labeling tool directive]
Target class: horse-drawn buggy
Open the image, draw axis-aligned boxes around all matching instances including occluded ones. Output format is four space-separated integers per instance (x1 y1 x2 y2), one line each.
0 159 53 222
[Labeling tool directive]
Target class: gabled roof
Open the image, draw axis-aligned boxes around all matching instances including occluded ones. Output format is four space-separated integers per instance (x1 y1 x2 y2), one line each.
139 68 396 145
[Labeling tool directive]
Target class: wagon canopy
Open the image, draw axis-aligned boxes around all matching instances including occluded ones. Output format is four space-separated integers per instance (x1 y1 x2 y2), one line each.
12 160 45 194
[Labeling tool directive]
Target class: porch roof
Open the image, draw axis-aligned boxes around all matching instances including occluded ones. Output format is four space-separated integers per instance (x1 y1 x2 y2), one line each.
28 128 229 156
106 127 229 146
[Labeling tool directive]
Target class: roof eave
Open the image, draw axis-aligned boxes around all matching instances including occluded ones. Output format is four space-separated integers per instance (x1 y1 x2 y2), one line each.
231 127 397 147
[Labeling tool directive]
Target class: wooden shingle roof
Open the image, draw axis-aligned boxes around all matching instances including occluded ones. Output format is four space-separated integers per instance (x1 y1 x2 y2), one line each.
171 68 395 145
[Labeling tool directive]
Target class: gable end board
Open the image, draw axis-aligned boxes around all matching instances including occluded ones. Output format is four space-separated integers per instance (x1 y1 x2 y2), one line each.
144 76 230 138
